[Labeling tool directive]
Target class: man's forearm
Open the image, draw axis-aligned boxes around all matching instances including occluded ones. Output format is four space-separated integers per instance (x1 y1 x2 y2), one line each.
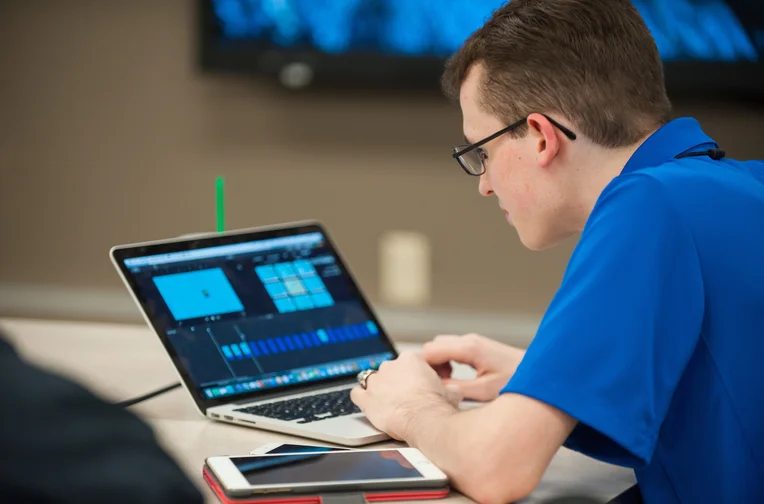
404 399 460 472
403 397 530 504
404 392 576 504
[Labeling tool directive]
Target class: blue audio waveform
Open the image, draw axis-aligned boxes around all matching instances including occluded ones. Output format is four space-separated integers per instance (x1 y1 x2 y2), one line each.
219 320 381 361
210 0 759 62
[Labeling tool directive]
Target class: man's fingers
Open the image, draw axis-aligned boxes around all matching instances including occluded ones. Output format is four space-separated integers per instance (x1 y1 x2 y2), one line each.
443 376 501 402
364 369 381 389
422 334 482 368
444 383 464 407
432 362 452 379
349 386 366 409
351 368 381 409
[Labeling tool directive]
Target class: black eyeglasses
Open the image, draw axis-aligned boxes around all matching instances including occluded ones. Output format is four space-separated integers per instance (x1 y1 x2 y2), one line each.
452 114 577 176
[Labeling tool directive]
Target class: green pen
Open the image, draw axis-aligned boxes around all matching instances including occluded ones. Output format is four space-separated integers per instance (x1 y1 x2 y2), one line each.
216 176 225 233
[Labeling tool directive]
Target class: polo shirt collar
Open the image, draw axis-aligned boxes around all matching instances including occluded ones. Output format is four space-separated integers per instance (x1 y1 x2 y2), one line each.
621 117 718 175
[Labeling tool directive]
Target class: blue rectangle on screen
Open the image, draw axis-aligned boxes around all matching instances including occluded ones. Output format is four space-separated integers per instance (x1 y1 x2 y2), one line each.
291 335 303 349
266 338 278 354
255 265 278 282
275 337 287 352
293 295 314 310
221 345 234 361
265 282 288 298
152 268 244 321
240 342 252 356
231 344 243 359
335 328 347 341
326 328 338 343
257 340 270 355
301 333 314 348
275 263 297 278
366 321 379 335
309 331 322 346
283 336 295 351
248 341 261 356
311 291 334 308
302 276 325 293
293 260 315 276
316 329 329 344
274 297 296 313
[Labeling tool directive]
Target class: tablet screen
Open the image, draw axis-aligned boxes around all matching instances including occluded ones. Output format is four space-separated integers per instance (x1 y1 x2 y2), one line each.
231 451 423 486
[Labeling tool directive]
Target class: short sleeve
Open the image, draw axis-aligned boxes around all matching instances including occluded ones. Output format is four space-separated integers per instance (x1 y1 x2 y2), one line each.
502 174 705 467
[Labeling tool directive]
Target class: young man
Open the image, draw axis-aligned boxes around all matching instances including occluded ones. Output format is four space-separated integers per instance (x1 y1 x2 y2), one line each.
350 1 764 503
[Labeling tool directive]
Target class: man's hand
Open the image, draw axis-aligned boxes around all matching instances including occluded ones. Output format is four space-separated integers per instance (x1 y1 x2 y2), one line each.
350 352 460 441
351 346 576 504
422 333 526 402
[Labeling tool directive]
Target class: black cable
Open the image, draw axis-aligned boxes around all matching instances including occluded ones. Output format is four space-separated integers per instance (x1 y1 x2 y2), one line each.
117 382 182 408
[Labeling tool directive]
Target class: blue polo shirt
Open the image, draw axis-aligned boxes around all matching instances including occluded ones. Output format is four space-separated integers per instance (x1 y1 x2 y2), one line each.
502 118 764 503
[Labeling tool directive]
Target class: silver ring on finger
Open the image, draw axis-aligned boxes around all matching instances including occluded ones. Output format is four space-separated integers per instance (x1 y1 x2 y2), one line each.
357 369 377 390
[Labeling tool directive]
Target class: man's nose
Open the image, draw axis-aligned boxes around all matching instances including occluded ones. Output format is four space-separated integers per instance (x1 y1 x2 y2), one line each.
478 173 493 197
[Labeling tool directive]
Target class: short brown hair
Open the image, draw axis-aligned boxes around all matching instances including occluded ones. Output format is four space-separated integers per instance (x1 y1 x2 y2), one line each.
442 0 672 148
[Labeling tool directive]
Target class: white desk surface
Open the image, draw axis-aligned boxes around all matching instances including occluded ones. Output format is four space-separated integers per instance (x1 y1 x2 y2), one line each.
0 318 635 503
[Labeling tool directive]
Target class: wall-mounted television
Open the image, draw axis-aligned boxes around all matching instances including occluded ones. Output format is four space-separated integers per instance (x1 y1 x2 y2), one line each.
198 0 764 98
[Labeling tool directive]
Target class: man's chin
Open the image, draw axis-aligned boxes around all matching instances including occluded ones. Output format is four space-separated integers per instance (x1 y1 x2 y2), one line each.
516 227 561 251
519 237 547 251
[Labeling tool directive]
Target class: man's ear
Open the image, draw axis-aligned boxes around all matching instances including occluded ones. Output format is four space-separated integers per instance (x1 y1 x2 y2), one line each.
527 113 561 168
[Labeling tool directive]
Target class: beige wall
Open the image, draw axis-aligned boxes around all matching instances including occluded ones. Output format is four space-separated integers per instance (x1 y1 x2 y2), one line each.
1 1 763 328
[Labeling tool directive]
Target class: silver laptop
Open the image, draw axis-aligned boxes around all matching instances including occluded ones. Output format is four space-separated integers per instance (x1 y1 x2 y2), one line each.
111 221 394 446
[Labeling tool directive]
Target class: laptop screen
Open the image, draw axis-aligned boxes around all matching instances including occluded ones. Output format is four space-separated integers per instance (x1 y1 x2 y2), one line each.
115 224 395 405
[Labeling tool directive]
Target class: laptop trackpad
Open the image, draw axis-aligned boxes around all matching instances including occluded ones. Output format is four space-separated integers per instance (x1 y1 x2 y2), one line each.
313 400 484 431
307 414 383 436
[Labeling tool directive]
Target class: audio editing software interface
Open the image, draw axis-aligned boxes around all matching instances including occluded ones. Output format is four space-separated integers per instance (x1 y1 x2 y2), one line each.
123 232 393 400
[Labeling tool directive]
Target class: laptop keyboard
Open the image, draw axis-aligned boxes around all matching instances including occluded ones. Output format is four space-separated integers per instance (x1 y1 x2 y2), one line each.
234 389 361 424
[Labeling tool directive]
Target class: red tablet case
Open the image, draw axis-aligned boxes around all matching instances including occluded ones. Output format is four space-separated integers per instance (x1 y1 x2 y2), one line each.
202 466 451 504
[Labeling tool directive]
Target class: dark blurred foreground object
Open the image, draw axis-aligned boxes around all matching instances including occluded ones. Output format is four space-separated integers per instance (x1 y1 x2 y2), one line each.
0 333 203 504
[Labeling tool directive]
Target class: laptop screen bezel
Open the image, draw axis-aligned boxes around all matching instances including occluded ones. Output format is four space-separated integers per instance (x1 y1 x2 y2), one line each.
110 220 398 412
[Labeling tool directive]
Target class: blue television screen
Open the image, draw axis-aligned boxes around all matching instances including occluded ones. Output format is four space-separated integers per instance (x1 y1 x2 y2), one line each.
199 0 764 96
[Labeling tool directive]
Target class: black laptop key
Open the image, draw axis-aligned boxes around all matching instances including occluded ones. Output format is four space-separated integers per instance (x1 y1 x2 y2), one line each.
234 389 361 422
